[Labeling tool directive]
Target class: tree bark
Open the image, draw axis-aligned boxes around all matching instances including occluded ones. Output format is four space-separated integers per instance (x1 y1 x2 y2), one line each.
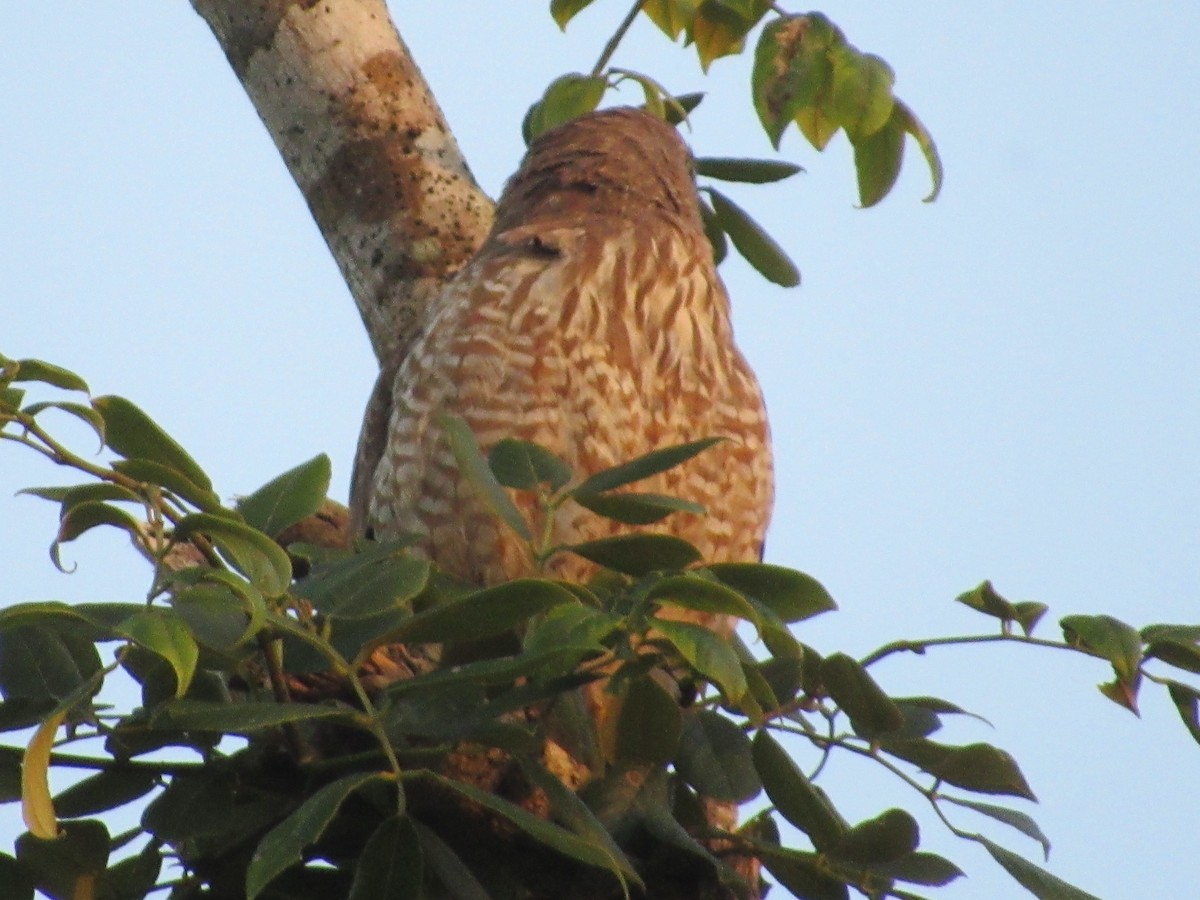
190 0 494 367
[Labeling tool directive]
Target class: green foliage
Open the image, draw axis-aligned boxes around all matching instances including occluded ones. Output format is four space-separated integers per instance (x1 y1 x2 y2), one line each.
527 0 944 291
3 361 1196 898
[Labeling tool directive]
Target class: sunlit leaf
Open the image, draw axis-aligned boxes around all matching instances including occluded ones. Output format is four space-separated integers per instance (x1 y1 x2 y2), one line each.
893 99 944 202
21 709 66 839
642 0 697 40
116 609 198 698
523 73 608 144
853 105 904 207
829 47 895 140
550 0 597 30
752 14 834 147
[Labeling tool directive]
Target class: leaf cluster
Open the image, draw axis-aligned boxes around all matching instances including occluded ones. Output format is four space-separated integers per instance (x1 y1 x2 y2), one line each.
2 358 1196 899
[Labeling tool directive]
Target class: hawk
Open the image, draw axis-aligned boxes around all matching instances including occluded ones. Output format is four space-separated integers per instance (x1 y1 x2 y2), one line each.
351 107 773 603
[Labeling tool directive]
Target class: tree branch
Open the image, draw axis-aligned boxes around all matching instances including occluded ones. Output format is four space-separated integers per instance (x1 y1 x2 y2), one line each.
189 0 494 366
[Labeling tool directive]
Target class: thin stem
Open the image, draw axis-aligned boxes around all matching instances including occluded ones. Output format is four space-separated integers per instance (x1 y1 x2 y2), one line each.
0 748 203 775
346 670 404 780
591 0 644 77
860 631 1091 668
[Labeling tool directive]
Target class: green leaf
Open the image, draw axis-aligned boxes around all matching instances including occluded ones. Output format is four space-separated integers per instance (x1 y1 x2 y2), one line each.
874 851 964 887
347 814 422 900
141 769 237 842
978 836 1102 900
884 739 1037 800
759 848 849 900
52 500 143 571
247 773 382 899
523 73 608 144
1167 680 1200 746
237 454 332 536
573 438 722 495
566 533 702 577
574 491 704 525
696 156 803 184
752 730 846 851
707 563 836 622
111 457 222 510
370 578 578 651
852 105 904 208
955 580 1019 622
173 512 293 597
92 394 212 491
416 772 632 883
0 624 102 704
19 401 104 444
1143 624 1200 673
52 769 159 819
646 573 761 627
827 808 919 866
642 0 697 40
412 822 492 900
152 699 353 734
7 358 89 392
524 603 622 655
15 820 109 900
690 0 769 72
0 852 34 900
699 196 729 264
942 795 1051 859
1061 614 1143 684
439 413 532 540
655 618 747 700
893 99 943 202
676 708 761 803
550 0 596 30
660 90 705 125
821 653 906 735
300 554 430 621
706 187 801 287
615 675 683 765
752 15 836 147
116 609 199 698
829 47 895 140
171 584 258 658
488 438 572 492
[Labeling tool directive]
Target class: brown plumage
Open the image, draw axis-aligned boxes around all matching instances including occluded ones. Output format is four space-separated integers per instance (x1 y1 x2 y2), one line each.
352 108 773 606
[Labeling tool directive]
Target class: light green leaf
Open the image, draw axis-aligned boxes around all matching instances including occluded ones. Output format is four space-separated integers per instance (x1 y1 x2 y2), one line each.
566 533 702 577
707 563 836 622
550 0 597 30
92 395 211 491
116 609 198 698
573 438 722 495
523 74 608 144
7 358 89 392
439 413 531 540
647 573 761 627
655 618 746 700
488 438 572 492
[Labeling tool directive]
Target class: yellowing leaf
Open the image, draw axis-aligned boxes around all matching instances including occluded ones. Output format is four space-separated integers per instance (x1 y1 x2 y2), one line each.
22 709 66 839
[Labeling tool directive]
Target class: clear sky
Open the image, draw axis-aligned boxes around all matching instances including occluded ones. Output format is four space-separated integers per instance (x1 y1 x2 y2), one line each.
2 3 1197 898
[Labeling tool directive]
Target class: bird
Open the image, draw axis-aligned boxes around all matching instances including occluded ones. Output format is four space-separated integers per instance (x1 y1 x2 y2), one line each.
350 107 774 609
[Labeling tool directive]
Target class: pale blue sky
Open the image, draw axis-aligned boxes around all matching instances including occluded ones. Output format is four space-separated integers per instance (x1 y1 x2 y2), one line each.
2 4 1197 898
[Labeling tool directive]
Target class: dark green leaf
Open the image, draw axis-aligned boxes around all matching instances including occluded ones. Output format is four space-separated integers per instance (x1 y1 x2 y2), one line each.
708 563 837 622
676 709 761 803
706 187 801 286
647 574 761 626
884 739 1037 800
1013 601 1049 636
247 773 382 899
413 821 492 900
8 358 89 392
1167 680 1200 746
574 491 704 525
550 0 596 30
954 580 1018 622
152 699 352 734
827 808 918 866
821 653 906 735
942 795 1050 859
439 413 531 540
699 196 729 264
347 814 423 900
660 91 705 125
52 769 159 819
759 847 849 899
53 500 142 570
174 512 293 597
752 730 846 851
872 851 964 887
237 454 332 536
696 156 803 184
655 619 747 700
15 820 109 900
978 836 1102 900
690 0 769 72
567 534 701 577
371 578 577 650
573 438 722 495
19 401 104 444
112 458 222 510
92 394 211 491
303 555 430 621
57 482 143 510
98 840 162 899
0 852 34 900
416 772 631 881
523 603 622 655
171 584 257 657
488 438 572 492
0 624 101 704
615 675 683 765
141 769 236 842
